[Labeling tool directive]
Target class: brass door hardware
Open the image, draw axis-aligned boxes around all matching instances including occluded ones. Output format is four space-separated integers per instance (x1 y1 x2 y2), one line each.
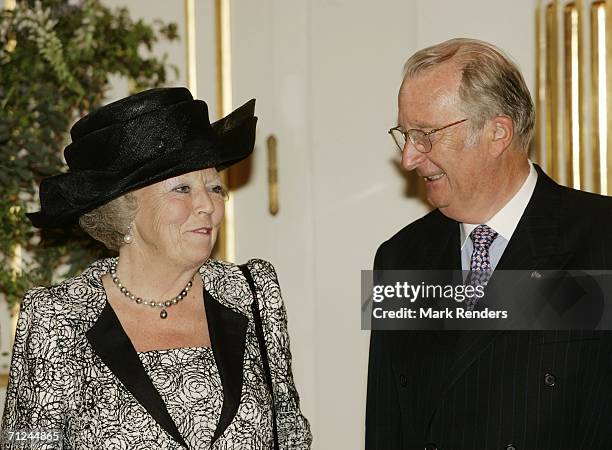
267 135 279 215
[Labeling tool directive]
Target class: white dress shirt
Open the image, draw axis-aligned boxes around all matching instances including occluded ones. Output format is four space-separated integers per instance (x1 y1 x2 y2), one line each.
460 161 538 271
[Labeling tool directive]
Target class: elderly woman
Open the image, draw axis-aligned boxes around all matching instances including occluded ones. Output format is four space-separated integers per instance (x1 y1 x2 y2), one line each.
1 88 311 449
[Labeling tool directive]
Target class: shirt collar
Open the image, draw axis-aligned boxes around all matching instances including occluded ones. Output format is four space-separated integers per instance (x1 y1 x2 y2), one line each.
460 161 538 248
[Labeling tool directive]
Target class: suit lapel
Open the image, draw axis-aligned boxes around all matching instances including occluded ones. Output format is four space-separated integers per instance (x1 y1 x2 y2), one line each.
496 164 569 271
86 302 189 448
86 279 249 447
430 166 571 420
420 210 462 270
205 288 249 443
415 213 467 425
483 166 573 326
421 220 499 426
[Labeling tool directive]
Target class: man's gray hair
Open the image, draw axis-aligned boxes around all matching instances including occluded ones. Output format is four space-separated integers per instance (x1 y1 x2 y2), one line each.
403 38 535 150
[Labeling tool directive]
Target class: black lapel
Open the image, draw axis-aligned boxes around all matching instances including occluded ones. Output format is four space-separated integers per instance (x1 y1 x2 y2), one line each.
483 165 573 324
496 164 570 270
205 288 249 444
430 166 572 421
86 302 188 448
410 212 463 423
428 211 462 270
86 288 249 447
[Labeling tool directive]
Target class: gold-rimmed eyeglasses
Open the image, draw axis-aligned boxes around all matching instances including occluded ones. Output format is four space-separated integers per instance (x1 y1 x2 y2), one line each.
388 118 468 153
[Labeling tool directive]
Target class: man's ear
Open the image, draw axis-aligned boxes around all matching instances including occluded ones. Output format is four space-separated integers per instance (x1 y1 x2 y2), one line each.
489 115 514 157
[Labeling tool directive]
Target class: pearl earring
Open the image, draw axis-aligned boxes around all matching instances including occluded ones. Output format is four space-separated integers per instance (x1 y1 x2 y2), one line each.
123 225 133 244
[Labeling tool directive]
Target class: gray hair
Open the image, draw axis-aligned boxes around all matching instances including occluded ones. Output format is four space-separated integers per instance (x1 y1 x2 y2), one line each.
79 193 138 251
402 38 535 150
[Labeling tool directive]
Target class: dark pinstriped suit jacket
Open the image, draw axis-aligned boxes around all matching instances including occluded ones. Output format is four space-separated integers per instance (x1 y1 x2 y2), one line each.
366 165 612 450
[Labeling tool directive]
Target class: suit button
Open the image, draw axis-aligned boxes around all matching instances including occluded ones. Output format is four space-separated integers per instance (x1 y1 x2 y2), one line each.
544 372 556 387
400 374 407 387
506 444 517 450
424 443 438 450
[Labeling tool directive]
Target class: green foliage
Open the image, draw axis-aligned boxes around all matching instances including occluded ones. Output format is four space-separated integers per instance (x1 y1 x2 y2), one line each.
0 0 179 308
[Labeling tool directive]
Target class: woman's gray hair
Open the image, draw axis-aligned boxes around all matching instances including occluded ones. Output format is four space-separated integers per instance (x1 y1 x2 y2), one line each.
402 38 535 150
79 193 138 251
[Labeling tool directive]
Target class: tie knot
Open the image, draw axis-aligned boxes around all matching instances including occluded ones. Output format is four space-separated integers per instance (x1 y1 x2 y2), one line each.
469 224 498 249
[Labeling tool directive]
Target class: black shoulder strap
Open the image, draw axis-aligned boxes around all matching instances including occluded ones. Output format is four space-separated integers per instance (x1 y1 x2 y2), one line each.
239 264 280 449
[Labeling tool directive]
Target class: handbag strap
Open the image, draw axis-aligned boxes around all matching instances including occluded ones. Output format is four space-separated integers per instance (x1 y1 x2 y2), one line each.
239 264 280 449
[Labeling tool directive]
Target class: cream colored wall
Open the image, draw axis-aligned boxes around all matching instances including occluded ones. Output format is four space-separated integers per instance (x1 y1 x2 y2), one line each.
415 0 537 90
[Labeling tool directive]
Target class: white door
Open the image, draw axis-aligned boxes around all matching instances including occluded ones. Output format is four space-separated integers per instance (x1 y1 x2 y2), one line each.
230 1 420 448
229 1 536 449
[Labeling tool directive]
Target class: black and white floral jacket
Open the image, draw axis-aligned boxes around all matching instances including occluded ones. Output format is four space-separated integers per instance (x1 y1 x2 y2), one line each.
1 258 312 449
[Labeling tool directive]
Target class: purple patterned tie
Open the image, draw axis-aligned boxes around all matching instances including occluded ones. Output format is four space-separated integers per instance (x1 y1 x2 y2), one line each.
465 224 498 310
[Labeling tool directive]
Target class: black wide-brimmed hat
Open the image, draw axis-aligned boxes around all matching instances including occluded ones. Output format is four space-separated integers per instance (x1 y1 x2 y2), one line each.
27 87 257 228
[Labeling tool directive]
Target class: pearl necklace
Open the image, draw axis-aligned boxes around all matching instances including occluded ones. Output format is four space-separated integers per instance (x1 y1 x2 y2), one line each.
110 262 194 319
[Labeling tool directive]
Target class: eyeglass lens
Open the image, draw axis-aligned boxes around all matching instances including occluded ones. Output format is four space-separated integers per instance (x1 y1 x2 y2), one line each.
390 129 430 153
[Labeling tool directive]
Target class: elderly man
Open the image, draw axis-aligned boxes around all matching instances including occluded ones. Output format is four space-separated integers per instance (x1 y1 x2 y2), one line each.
366 38 612 450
